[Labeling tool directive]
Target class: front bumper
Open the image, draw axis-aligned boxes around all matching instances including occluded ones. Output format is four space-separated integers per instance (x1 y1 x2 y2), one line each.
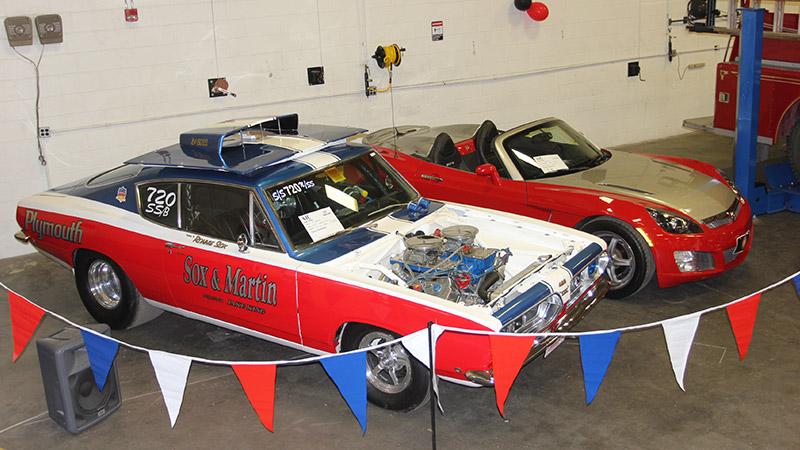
464 276 609 386
653 203 754 288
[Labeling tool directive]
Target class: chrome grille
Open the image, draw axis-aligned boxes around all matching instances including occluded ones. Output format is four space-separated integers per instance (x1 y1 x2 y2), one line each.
703 198 741 229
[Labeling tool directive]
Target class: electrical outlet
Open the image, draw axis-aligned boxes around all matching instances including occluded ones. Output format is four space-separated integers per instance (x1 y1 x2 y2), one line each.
38 127 51 138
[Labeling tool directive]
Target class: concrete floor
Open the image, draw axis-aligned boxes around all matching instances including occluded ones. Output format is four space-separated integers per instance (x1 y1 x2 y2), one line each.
1 131 799 449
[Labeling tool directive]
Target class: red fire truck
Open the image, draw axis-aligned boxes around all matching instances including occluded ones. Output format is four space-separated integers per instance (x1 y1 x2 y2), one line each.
685 1 800 175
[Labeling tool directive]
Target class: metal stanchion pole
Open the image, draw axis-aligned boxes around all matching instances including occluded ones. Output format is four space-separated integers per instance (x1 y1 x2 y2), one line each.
427 321 437 450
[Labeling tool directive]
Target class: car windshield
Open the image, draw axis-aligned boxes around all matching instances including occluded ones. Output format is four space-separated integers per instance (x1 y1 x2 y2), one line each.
502 119 607 180
265 152 418 250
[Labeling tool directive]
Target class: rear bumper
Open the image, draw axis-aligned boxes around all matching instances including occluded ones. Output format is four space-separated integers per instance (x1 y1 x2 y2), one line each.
14 230 30 244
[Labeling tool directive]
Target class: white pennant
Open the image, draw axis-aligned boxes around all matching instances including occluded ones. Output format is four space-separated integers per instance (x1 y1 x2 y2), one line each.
401 325 445 411
661 314 700 391
400 327 443 368
148 350 192 427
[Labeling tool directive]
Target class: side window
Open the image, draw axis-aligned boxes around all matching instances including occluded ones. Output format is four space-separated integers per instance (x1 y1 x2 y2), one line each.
138 183 178 228
181 183 279 249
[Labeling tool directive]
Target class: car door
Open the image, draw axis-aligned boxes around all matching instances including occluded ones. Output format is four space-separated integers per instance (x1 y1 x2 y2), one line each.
413 159 527 215
149 181 301 344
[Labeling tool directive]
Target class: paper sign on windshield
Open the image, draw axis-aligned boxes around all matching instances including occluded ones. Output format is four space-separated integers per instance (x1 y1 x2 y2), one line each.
298 207 345 242
532 154 569 173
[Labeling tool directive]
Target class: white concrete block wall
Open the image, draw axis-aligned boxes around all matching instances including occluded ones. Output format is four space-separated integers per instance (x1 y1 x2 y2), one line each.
1 0 734 257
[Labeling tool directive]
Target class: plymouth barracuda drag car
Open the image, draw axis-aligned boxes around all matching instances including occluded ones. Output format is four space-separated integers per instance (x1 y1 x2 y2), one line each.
365 118 753 299
15 114 609 411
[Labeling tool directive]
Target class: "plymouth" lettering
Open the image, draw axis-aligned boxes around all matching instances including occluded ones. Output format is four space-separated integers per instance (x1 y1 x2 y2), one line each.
25 210 83 243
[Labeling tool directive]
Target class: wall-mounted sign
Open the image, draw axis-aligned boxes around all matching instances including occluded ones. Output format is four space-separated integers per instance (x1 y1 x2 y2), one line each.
431 20 443 41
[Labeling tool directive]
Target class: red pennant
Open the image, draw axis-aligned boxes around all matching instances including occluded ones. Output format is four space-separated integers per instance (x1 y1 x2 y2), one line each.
489 334 536 416
726 293 761 360
8 291 46 362
233 364 277 432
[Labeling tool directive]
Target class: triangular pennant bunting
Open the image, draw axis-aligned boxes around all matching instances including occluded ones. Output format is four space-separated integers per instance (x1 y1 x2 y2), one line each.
7 291 46 362
321 351 367 434
579 331 621 405
661 314 700 391
726 293 761 360
149 350 192 427
401 324 445 412
80 329 120 391
233 364 277 432
400 327 443 368
489 334 536 416
792 274 800 298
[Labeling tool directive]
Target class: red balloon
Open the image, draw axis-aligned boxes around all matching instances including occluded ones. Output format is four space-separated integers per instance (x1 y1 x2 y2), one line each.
527 2 549 21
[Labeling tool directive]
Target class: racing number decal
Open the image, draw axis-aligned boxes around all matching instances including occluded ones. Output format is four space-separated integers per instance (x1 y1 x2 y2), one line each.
138 182 178 227
145 187 176 217
270 180 315 202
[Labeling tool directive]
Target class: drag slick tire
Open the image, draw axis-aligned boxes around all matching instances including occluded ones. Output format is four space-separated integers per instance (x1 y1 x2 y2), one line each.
75 251 139 329
341 325 430 411
581 217 655 299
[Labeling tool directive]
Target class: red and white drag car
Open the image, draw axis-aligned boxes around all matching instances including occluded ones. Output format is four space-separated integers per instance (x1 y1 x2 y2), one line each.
366 118 753 299
15 115 609 410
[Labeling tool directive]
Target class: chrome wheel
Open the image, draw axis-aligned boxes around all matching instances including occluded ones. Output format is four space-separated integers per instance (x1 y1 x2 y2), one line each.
87 260 122 309
595 231 635 289
359 331 412 394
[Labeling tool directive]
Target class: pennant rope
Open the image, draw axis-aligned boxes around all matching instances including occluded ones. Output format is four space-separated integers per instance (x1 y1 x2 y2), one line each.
1 268 799 364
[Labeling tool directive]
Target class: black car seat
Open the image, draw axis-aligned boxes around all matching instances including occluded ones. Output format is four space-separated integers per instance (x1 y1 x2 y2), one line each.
474 120 499 166
430 133 462 169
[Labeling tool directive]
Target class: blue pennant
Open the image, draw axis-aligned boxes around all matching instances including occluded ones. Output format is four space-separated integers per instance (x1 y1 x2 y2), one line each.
80 329 119 391
792 275 800 297
579 331 621 405
320 351 367 434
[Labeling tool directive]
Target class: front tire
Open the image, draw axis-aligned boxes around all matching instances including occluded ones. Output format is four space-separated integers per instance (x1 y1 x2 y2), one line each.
581 218 655 299
341 325 430 411
75 252 139 329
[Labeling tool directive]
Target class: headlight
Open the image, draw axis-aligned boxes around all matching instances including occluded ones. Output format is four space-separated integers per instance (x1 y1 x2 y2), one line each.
501 294 563 333
647 208 703 234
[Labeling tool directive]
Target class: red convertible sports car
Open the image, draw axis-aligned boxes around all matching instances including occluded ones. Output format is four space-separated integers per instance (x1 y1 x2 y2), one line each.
365 118 753 298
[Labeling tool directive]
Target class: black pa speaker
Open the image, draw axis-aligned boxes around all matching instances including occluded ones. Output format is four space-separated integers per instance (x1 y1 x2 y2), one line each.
36 324 122 434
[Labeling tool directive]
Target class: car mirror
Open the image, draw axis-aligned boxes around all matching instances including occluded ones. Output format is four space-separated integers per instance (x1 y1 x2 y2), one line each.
236 233 250 252
476 163 502 186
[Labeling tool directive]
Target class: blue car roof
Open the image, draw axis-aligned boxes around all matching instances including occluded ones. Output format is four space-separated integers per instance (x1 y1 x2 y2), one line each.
124 114 367 178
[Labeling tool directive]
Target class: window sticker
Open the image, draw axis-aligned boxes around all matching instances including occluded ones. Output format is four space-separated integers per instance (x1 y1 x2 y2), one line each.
532 154 569 173
298 207 345 242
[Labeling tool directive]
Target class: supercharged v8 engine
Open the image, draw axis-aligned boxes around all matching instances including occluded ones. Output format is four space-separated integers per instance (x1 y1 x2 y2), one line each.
389 225 509 305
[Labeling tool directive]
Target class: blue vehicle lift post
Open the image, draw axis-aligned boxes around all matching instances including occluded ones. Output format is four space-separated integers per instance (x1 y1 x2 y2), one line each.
736 7 800 214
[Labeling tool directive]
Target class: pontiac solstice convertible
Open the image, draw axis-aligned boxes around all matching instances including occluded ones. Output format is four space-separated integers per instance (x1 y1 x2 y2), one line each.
15 114 609 411
365 118 753 299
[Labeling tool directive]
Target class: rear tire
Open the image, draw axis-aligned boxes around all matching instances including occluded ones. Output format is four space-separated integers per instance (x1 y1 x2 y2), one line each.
341 325 430 411
581 218 655 299
75 252 139 329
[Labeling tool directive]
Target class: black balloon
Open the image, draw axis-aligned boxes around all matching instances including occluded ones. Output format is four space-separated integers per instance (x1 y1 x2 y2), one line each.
514 0 532 11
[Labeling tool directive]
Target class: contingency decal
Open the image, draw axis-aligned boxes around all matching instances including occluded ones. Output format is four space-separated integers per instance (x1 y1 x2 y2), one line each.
116 186 128 203
184 256 277 315
24 210 83 243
